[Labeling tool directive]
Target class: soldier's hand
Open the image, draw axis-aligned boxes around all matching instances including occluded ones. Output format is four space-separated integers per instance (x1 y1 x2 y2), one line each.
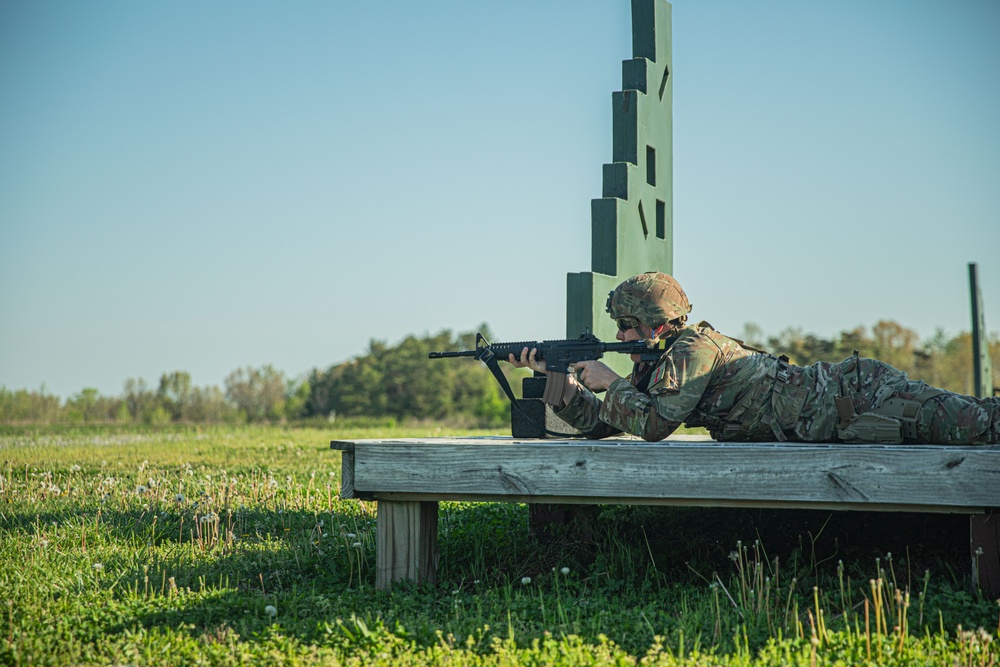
574 360 621 392
508 347 547 374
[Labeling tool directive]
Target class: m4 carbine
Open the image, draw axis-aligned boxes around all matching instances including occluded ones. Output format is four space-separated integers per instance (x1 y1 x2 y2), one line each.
429 332 669 410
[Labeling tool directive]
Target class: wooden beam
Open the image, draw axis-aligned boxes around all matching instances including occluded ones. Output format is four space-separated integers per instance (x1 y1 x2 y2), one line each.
349 439 1000 511
375 500 438 590
971 513 1000 599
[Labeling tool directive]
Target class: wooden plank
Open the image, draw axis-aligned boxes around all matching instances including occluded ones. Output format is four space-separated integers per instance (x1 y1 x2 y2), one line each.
351 440 1000 510
971 513 1000 599
375 500 438 590
369 492 982 515
330 440 356 452
340 451 355 499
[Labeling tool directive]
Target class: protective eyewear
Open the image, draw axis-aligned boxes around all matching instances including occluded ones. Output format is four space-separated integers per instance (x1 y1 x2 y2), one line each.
616 317 641 332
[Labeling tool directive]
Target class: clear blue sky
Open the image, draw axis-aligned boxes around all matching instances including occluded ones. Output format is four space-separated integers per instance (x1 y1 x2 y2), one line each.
2 0 998 399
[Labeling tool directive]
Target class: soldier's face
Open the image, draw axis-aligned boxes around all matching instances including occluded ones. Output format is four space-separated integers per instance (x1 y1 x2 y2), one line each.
616 321 653 361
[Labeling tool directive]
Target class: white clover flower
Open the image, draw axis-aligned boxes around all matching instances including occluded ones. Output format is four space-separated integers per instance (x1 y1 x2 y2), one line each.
265 605 277 618
560 567 571 576
521 577 532 585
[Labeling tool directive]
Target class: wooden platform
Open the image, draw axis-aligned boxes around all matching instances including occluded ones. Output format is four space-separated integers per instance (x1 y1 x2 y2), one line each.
331 436 1000 594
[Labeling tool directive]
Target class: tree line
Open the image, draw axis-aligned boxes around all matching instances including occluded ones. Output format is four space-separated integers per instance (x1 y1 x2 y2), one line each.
1 321 996 426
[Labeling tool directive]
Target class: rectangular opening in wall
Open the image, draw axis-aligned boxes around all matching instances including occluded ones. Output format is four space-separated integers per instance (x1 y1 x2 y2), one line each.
656 200 665 239
646 146 656 186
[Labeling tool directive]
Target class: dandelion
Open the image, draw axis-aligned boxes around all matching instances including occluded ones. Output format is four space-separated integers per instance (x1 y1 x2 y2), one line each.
521 577 532 585
268 478 278 489
136 485 148 494
174 494 185 503
560 567 571 576
70 464 82 472
352 542 362 549
92 563 104 571
200 513 218 524
285 476 292 484
265 605 277 618
346 533 357 539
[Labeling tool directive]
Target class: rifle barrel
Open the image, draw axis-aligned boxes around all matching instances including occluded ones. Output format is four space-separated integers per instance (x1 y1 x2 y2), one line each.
427 350 478 359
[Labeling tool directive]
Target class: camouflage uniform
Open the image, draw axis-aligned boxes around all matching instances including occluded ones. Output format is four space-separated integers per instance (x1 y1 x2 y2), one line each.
555 321 1000 445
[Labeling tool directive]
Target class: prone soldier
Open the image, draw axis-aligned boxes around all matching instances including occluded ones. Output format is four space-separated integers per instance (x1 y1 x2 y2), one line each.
510 272 1000 445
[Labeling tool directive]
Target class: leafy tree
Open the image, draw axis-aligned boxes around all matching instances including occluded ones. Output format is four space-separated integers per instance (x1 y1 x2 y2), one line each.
157 371 193 421
225 365 286 422
305 326 519 426
123 378 156 422
188 386 233 423
0 387 62 423
65 388 119 423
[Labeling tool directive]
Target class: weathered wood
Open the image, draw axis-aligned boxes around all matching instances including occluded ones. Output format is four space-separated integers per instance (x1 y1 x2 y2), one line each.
970 513 1000 596
349 439 1000 511
340 451 355 499
335 437 1000 596
375 500 438 590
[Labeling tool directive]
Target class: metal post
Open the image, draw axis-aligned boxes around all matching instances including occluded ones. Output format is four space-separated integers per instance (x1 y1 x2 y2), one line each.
969 263 994 399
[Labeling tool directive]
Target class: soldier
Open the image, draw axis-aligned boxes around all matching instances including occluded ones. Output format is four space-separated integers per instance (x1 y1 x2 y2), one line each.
511 271 1000 444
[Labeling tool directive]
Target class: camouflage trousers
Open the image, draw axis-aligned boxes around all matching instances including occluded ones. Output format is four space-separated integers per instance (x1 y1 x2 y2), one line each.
779 356 999 445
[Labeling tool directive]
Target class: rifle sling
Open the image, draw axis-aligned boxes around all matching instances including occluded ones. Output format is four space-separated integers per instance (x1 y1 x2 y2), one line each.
477 348 583 439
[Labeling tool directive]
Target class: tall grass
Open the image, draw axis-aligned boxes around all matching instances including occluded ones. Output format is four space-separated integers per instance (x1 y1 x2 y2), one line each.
0 425 997 665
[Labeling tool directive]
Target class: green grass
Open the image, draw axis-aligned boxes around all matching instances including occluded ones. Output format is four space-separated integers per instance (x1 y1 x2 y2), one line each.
0 424 997 665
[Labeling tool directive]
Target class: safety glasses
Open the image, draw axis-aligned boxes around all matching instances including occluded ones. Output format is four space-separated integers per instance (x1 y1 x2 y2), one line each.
616 317 641 332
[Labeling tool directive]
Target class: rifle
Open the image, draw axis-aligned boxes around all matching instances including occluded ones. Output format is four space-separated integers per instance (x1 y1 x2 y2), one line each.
429 332 672 435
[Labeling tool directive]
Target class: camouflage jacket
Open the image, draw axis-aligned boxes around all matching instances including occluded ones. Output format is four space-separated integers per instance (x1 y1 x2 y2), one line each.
554 322 788 441
554 322 999 444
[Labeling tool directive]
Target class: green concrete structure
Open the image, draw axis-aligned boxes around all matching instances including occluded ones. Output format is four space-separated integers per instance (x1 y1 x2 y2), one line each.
567 0 673 376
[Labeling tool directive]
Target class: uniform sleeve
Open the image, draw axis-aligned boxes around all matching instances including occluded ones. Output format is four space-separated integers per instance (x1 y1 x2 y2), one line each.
553 384 623 439
598 378 682 441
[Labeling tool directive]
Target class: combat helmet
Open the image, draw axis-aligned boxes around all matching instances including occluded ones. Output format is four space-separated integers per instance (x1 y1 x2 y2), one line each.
606 272 691 329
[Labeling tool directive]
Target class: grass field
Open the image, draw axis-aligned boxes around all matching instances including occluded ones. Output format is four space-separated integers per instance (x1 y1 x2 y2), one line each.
1 424 997 665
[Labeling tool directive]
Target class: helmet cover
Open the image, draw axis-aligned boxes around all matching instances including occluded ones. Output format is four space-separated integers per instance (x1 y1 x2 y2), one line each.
605 272 691 328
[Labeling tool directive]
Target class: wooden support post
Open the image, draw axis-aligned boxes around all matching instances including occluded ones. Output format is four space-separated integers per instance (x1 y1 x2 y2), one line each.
375 500 439 590
971 512 1000 600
